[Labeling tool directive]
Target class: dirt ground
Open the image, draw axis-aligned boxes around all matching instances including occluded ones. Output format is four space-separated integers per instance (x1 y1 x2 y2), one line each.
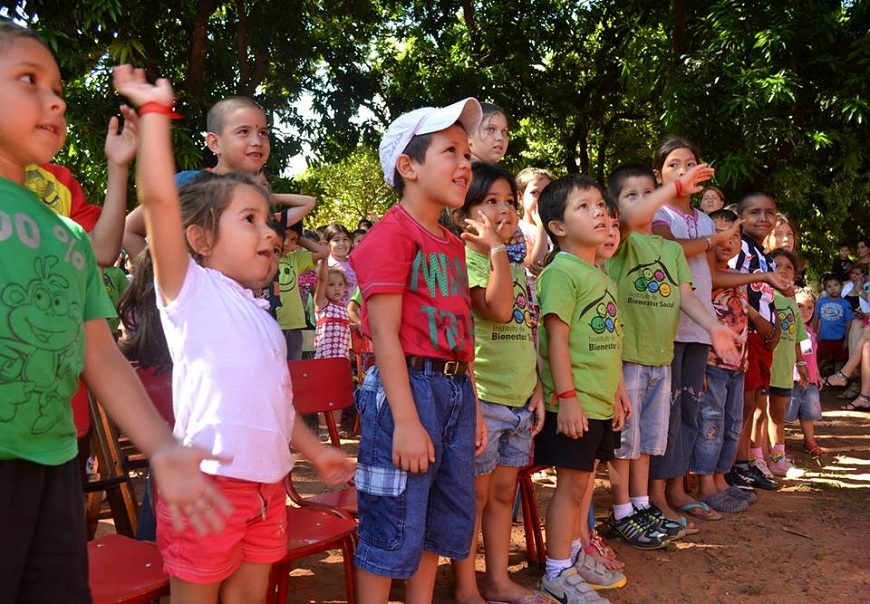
101 389 870 603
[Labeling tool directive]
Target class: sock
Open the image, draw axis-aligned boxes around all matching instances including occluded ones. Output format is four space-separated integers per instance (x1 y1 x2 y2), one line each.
545 557 573 580
570 539 583 563
630 496 650 510
749 447 763 462
771 443 785 461
612 502 634 521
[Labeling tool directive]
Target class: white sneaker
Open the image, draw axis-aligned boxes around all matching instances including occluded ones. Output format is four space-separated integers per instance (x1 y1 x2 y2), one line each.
572 550 627 590
769 455 801 478
541 567 611 603
750 458 775 480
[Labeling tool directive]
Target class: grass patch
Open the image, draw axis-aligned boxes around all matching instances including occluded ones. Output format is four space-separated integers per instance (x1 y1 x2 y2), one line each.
739 584 766 596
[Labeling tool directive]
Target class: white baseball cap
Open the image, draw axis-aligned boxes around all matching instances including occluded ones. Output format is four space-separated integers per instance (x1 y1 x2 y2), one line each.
379 98 482 188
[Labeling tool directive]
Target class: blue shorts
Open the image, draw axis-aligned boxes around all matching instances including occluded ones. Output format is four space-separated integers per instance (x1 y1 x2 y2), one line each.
615 363 671 459
475 399 534 476
354 365 476 579
786 384 822 422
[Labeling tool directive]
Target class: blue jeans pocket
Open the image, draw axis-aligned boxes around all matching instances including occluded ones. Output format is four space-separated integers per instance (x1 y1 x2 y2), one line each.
355 463 407 551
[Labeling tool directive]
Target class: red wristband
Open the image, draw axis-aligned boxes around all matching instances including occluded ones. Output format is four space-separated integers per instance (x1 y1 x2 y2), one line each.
554 390 576 399
674 179 683 197
138 102 183 120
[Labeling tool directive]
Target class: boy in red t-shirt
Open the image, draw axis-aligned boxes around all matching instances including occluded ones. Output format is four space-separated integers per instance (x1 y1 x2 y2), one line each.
349 98 485 603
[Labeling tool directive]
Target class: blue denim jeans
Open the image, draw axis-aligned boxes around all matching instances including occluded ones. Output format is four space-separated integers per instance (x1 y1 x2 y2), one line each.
690 365 745 475
354 365 476 579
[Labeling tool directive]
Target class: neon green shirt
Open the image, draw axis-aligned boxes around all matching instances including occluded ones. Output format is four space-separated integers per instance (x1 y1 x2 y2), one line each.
466 249 537 406
606 233 693 366
538 252 622 419
770 293 808 389
276 250 316 330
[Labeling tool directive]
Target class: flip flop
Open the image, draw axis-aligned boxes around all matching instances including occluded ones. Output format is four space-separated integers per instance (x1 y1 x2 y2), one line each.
676 514 700 536
677 501 723 521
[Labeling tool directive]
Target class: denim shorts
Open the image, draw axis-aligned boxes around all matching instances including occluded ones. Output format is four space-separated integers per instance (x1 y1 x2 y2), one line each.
615 363 671 459
354 366 476 579
475 399 534 476
786 383 822 422
690 365 745 475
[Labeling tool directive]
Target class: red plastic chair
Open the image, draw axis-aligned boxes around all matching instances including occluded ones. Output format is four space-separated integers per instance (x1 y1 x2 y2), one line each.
267 504 358 604
285 358 358 516
88 534 169 604
518 464 549 565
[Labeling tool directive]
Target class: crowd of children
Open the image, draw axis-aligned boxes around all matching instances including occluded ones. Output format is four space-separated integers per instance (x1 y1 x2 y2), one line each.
3 18 870 604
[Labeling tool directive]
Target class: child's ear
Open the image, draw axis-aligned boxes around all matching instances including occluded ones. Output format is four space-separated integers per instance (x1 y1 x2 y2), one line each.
185 225 213 257
547 219 566 238
653 169 663 186
449 207 467 229
395 153 417 183
205 132 221 156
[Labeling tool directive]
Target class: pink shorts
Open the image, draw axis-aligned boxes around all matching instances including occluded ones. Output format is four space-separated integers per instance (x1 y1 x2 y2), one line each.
156 475 287 583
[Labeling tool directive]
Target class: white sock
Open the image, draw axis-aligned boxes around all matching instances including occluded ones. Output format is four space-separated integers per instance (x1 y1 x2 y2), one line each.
612 502 634 521
545 557 573 580
570 538 583 563
630 495 650 510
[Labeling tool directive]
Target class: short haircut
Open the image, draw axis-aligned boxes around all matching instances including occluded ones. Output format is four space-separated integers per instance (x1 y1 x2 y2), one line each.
285 219 304 236
0 20 48 51
768 247 797 271
708 208 739 223
460 162 518 214
538 174 605 249
606 163 656 202
653 137 701 175
820 272 841 286
352 228 367 238
206 96 266 134
392 132 435 196
736 191 774 215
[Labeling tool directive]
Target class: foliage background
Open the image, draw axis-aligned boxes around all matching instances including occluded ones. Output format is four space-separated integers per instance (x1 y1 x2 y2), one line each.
2 0 868 276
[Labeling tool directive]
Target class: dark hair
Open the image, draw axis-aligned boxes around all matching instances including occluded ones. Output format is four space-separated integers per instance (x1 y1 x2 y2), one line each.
323 222 351 243
392 133 435 196
652 136 701 176
0 20 49 51
303 228 320 241
604 194 620 220
206 96 266 134
458 162 518 215
820 272 841 286
352 228 367 239
736 191 774 216
480 102 506 121
178 172 272 263
118 249 172 370
357 218 373 230
768 247 798 272
606 163 656 202
708 208 739 223
538 174 606 264
283 218 303 236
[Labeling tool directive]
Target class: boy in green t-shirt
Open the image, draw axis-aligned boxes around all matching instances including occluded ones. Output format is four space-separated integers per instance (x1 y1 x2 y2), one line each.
765 249 809 477
533 174 625 603
604 164 741 546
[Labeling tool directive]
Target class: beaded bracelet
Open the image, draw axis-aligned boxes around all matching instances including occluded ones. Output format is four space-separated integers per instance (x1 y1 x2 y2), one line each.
138 102 183 120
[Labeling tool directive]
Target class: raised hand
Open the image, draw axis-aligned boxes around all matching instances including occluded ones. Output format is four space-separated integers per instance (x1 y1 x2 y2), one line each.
113 64 175 109
104 105 138 167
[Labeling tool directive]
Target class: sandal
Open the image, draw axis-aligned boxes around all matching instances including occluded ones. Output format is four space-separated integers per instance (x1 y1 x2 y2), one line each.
803 439 826 456
838 382 861 399
823 371 849 388
841 393 870 412
677 500 723 521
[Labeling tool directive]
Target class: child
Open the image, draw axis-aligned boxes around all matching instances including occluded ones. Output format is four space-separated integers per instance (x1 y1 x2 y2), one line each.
727 192 790 490
468 102 509 164
516 167 553 323
815 272 854 373
534 174 624 604
450 162 550 604
765 249 809 476
323 222 357 306
349 98 484 604
314 258 351 360
831 244 853 282
789 288 826 456
277 218 328 360
0 24 228 603
606 163 740 540
123 96 315 257
114 65 354 601
691 210 755 512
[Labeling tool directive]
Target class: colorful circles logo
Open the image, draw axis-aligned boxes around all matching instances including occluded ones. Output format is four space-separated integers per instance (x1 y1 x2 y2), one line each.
590 301 618 334
633 267 672 297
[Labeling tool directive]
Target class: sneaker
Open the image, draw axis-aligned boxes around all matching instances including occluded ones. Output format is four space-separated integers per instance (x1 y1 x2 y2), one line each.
803 440 826 456
608 511 669 550
750 458 775 481
731 464 778 490
572 550 627 590
541 567 611 603
635 504 684 540
768 455 794 477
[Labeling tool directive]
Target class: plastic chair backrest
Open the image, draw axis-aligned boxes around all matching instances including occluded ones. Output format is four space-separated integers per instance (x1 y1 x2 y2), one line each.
288 358 355 416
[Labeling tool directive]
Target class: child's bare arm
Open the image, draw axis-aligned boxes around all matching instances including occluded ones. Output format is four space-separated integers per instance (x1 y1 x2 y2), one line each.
313 258 329 310
272 193 316 227
114 66 188 302
464 211 513 322
709 259 794 295
90 106 138 267
81 319 231 534
795 343 809 386
367 293 435 473
654 216 742 259
296 236 329 261
290 420 355 485
621 164 715 229
544 314 588 439
122 205 147 258
524 220 548 272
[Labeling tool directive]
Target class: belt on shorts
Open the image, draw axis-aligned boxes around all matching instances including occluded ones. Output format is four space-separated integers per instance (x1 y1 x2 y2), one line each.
406 355 468 377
